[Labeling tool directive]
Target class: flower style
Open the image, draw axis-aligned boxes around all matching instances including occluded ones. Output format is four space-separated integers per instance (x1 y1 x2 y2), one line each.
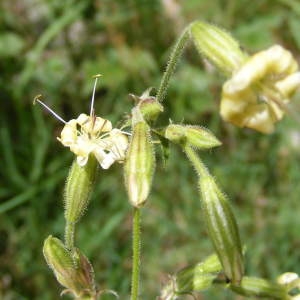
220 45 300 133
34 75 129 169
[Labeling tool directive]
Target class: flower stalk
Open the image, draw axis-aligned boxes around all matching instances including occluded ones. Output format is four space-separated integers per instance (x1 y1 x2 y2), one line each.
131 207 141 300
156 26 190 103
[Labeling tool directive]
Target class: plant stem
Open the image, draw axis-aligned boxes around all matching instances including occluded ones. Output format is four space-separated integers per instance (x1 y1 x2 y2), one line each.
183 145 209 178
156 26 190 103
65 221 75 251
131 207 141 300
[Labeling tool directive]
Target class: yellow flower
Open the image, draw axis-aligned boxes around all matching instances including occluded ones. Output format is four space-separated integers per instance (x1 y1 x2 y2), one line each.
34 75 129 168
220 45 300 133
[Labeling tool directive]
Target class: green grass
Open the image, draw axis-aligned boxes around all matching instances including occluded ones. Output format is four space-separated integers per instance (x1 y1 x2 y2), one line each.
1 0 300 299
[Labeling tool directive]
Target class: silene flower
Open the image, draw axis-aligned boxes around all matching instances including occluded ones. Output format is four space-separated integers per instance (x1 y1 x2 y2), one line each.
190 21 300 133
220 45 300 133
34 75 129 169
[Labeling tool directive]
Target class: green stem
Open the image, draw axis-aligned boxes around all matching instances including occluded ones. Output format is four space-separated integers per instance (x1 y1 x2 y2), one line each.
65 221 75 251
131 207 141 300
183 145 209 178
156 26 190 103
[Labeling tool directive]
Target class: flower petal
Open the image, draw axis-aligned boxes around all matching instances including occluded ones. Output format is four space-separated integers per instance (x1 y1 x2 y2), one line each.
58 120 77 147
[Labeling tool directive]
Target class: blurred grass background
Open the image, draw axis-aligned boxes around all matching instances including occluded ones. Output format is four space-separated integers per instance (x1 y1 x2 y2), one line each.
1 0 300 299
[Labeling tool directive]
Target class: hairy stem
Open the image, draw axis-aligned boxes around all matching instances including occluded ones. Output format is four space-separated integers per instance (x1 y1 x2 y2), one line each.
131 207 141 300
156 26 190 103
65 221 75 251
183 145 209 178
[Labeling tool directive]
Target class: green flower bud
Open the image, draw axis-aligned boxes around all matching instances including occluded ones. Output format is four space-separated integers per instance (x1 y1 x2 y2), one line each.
176 253 223 293
43 236 76 290
124 107 155 207
64 156 97 224
199 176 244 284
165 124 221 149
159 253 222 299
139 96 164 122
190 21 247 75
230 276 287 299
43 236 96 297
131 89 164 122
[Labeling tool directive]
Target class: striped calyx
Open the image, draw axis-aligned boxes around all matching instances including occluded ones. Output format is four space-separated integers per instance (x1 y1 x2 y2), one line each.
190 21 247 75
64 156 97 224
43 236 95 297
199 176 244 284
124 107 155 207
165 124 221 149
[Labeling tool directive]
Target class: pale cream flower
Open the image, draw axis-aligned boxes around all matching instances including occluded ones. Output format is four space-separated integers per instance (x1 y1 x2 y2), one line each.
57 113 128 168
34 75 129 168
220 45 300 133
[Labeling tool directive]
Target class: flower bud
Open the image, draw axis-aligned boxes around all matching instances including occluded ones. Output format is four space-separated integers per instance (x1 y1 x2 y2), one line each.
230 276 287 299
165 124 221 149
43 236 76 290
190 21 247 75
199 176 244 284
159 253 222 299
176 253 223 293
64 156 97 224
139 97 164 122
124 107 155 207
131 90 164 122
43 236 96 297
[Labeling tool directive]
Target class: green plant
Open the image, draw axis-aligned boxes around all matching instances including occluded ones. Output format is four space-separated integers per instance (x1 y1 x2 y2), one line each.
34 20 300 300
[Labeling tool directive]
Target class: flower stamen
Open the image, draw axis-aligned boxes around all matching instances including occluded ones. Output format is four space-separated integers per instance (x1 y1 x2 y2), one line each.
33 95 67 124
90 74 102 117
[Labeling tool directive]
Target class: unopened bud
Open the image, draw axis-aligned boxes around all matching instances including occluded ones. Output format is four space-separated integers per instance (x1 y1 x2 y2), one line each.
43 236 95 297
43 236 80 293
165 124 221 149
124 107 155 207
176 253 223 293
230 276 287 299
131 89 164 122
160 253 222 299
190 21 247 75
64 156 97 223
199 176 244 284
139 97 164 122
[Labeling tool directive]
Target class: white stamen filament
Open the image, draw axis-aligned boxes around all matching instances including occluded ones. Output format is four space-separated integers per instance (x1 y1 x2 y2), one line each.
90 74 102 116
33 96 66 124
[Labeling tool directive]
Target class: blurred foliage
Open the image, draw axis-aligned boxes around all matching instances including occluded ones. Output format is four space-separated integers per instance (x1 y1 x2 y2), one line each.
1 0 300 299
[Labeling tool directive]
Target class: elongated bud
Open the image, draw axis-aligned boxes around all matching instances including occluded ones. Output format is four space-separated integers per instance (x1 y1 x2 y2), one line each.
230 277 287 299
64 156 97 224
165 124 221 149
190 21 247 75
43 236 96 297
159 253 222 299
199 175 244 284
124 107 155 207
43 236 77 290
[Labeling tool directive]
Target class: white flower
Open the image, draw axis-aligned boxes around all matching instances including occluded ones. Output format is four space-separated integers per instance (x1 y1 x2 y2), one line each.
57 113 128 168
34 75 129 169
220 45 300 133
